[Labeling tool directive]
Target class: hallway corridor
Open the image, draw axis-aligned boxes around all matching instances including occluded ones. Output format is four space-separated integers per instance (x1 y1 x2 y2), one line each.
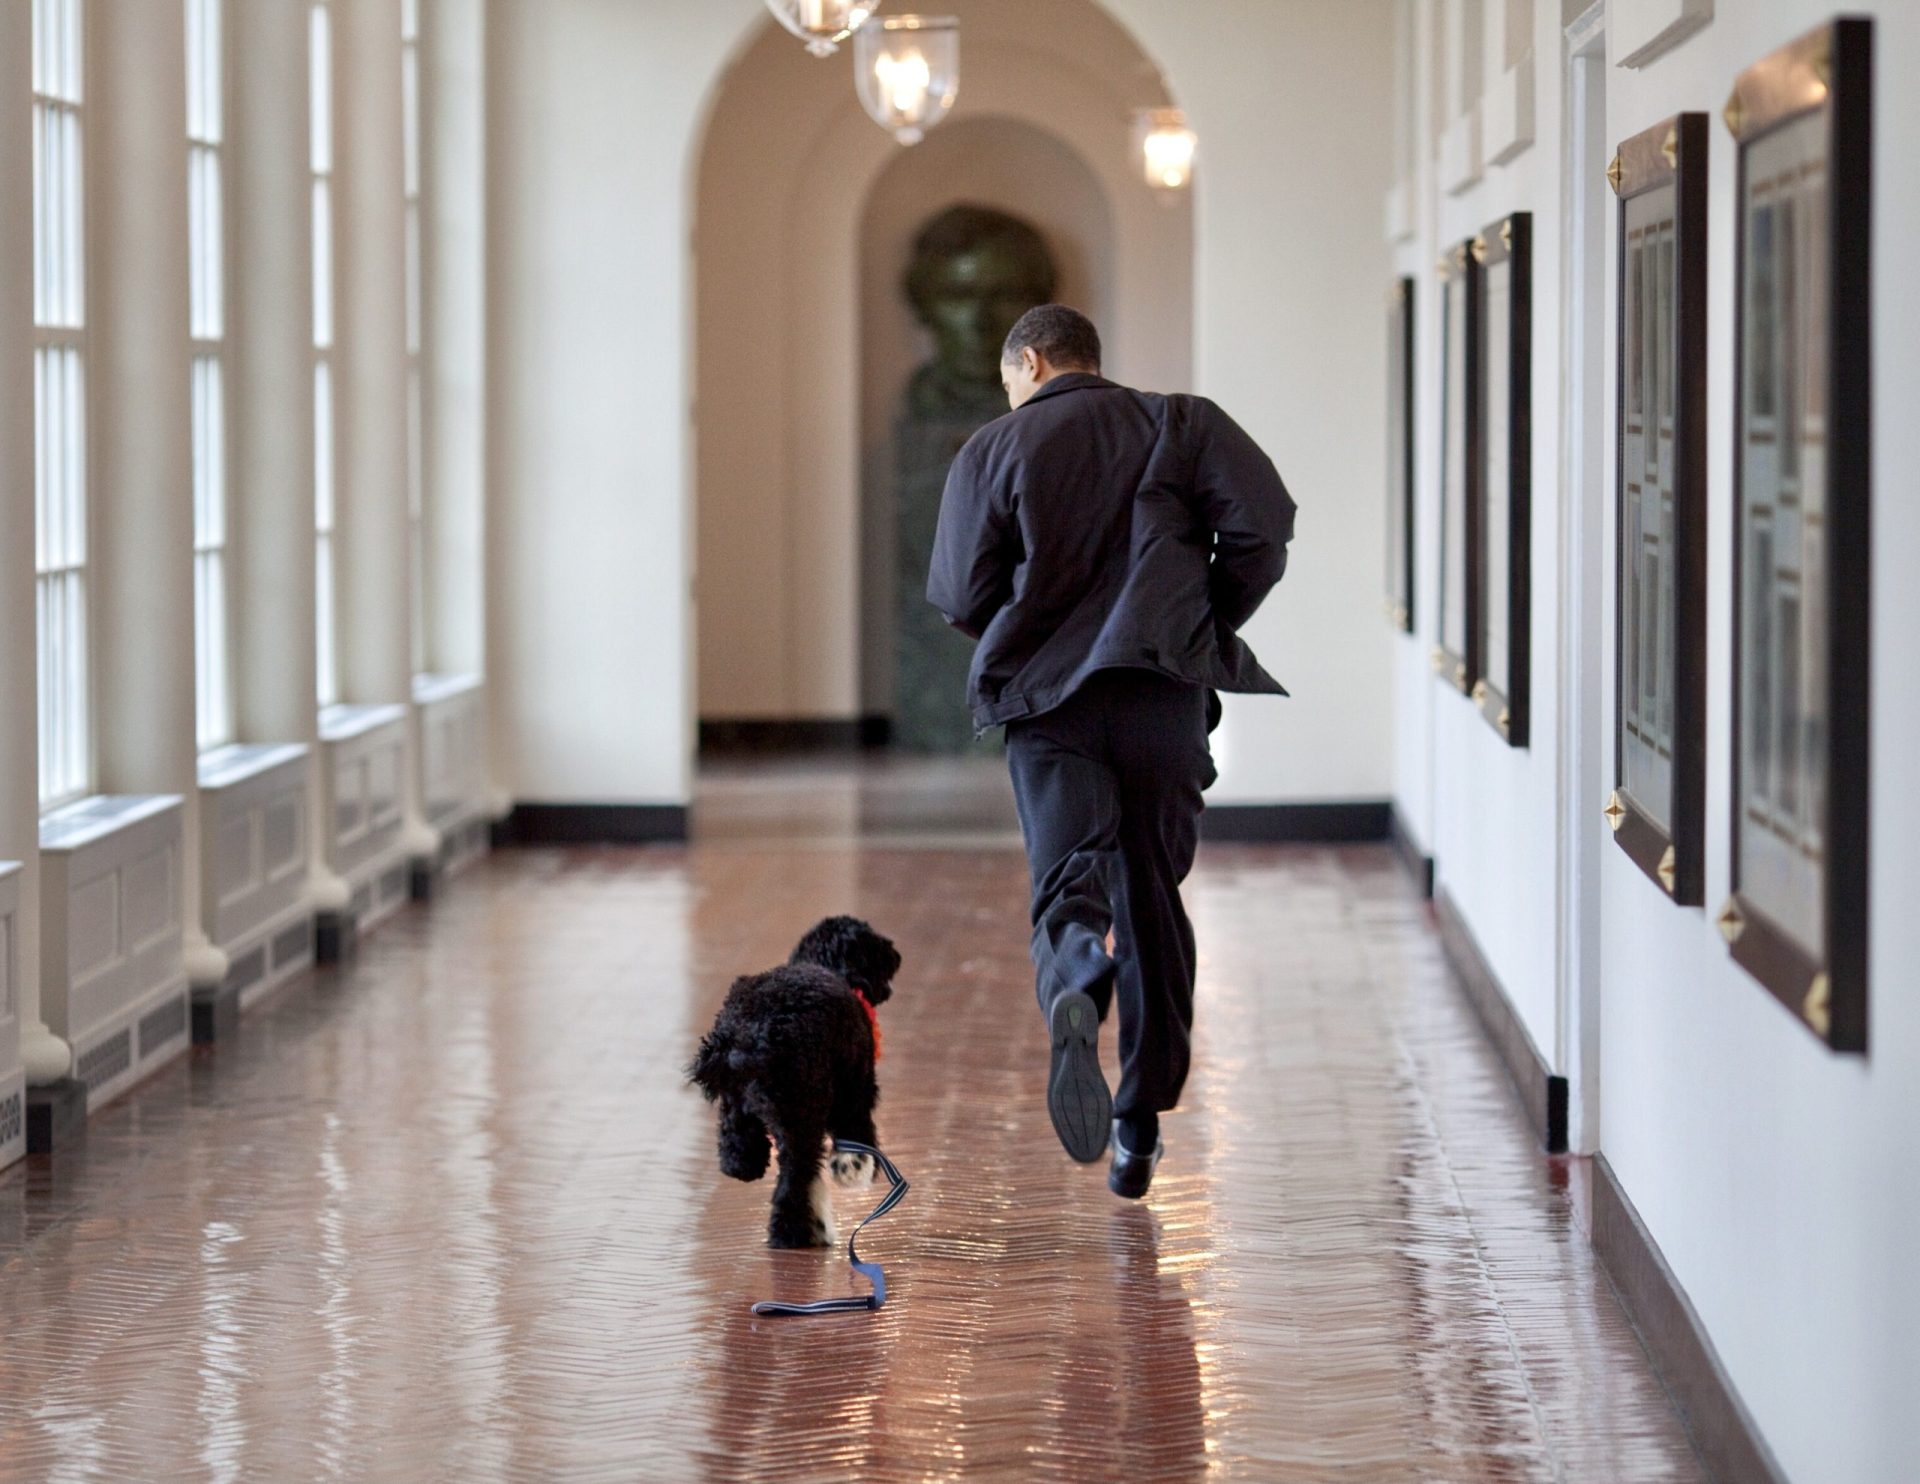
0 832 1708 1482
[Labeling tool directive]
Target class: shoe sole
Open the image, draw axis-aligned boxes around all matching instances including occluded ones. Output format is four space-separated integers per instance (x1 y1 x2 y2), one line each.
1047 991 1112 1163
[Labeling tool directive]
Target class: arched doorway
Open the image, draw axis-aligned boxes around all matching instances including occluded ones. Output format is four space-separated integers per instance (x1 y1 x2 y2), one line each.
692 0 1193 749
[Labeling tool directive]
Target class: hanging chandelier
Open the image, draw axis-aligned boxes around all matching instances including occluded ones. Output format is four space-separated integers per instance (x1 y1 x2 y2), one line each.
764 0 880 58
1135 107 1198 193
855 16 960 145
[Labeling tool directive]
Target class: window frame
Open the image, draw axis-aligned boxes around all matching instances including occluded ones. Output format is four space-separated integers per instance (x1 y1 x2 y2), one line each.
403 0 429 677
311 0 339 708
32 0 94 812
188 0 236 752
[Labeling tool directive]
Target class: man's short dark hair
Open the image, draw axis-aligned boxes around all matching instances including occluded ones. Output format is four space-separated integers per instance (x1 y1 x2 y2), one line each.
1002 304 1102 372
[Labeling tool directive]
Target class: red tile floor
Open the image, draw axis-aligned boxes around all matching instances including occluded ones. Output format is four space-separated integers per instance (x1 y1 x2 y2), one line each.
0 763 1708 1482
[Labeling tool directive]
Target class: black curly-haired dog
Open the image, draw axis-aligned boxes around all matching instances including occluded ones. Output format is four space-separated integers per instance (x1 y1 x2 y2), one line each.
688 917 902 1249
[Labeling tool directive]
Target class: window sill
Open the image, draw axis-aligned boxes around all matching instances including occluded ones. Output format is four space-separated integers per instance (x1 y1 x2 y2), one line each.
40 794 184 853
318 702 408 744
413 672 483 707
199 742 311 791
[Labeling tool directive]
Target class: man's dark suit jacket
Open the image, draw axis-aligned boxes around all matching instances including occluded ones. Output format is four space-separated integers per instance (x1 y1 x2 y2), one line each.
926 372 1298 733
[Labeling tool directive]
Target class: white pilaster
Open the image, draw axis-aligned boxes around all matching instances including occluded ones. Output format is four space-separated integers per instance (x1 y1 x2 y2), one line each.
0 1 69 1086
423 0 487 682
229 0 338 907
337 0 432 859
88 0 212 983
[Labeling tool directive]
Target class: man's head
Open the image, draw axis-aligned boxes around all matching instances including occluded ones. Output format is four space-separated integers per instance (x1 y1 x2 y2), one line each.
904 206 1057 391
999 304 1102 410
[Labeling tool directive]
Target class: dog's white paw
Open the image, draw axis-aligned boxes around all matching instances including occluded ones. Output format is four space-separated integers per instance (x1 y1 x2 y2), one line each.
830 1149 877 1188
809 1173 840 1246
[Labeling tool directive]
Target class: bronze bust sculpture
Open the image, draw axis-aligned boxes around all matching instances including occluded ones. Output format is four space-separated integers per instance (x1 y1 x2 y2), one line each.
892 205 1058 750
903 205 1058 420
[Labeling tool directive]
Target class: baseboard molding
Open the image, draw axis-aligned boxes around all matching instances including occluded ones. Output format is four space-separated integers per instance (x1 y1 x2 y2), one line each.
1200 800 1392 843
699 716 892 754
1433 888 1568 1153
1592 1155 1789 1484
495 803 690 846
1389 803 1435 898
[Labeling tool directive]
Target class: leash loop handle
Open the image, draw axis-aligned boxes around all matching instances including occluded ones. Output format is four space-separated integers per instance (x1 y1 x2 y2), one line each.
750 1140 908 1318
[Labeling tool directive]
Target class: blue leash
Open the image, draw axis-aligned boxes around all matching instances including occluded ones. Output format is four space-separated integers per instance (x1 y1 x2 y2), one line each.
751 1140 909 1317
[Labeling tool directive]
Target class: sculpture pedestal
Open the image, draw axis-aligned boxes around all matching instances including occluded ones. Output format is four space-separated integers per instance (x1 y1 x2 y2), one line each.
894 414 1004 754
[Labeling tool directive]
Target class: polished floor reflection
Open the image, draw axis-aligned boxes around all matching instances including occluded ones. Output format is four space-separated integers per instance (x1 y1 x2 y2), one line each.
0 822 1706 1480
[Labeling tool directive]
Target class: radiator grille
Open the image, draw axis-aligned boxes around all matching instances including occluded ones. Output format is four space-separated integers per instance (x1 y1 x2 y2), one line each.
77 1029 132 1092
226 946 266 994
139 995 189 1059
272 919 313 970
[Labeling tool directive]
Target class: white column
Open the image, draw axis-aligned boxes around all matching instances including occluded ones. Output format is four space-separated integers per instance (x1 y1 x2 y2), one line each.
230 0 336 904
423 0 486 680
0 3 67 1086
337 0 434 856
87 0 220 986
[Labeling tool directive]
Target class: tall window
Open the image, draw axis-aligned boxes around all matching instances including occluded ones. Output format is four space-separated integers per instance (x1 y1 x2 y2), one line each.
188 0 232 749
310 0 338 706
32 0 89 808
402 0 426 675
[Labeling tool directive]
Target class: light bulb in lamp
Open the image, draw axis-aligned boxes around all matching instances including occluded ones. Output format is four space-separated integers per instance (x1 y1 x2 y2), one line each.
765 0 879 57
1136 108 1197 193
856 16 960 145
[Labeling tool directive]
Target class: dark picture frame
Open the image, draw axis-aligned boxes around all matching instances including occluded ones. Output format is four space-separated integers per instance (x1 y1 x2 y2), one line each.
1471 212 1530 746
1606 114 1709 906
1722 17 1872 1051
1386 277 1415 633
1433 241 1479 695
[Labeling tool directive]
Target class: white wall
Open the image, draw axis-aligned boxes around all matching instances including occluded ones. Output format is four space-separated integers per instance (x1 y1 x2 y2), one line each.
489 0 1399 806
1594 7 1920 1482
1386 3 1920 1479
486 0 748 804
1102 0 1400 804
1426 0 1564 1058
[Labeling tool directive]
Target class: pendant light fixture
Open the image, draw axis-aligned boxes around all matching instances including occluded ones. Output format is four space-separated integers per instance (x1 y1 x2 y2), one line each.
764 0 880 58
1135 107 1198 193
855 16 960 145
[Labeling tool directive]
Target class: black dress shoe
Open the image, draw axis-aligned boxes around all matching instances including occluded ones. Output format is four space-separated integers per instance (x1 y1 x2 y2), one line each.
1047 990 1112 1163
1107 1120 1163 1199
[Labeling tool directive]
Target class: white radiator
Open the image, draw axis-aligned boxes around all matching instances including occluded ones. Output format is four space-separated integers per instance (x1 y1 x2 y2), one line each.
414 673 490 876
318 703 412 930
39 796 190 1110
0 862 24 1168
198 743 315 1008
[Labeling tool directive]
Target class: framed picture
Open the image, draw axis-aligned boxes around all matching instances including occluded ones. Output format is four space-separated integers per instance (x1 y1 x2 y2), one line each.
1386 277 1415 634
1433 241 1478 695
1472 212 1531 746
1606 114 1709 905
1722 17 1872 1051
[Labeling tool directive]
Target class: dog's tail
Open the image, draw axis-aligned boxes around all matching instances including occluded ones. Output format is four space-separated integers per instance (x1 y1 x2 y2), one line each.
686 1027 761 1102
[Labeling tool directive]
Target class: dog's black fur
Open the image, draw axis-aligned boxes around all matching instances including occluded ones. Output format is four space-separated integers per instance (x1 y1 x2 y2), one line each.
687 917 902 1248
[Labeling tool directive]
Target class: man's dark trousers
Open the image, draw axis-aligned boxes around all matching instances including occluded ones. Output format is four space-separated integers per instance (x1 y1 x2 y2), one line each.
1005 667 1216 1123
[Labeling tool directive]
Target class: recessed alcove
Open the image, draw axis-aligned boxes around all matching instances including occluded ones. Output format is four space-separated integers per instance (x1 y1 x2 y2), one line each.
693 0 1191 743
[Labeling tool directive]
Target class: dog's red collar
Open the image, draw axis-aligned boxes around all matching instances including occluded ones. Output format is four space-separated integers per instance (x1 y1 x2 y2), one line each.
854 989 882 1062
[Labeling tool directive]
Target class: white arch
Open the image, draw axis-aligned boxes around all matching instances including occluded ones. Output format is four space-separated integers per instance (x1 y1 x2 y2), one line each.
692 3 1192 723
